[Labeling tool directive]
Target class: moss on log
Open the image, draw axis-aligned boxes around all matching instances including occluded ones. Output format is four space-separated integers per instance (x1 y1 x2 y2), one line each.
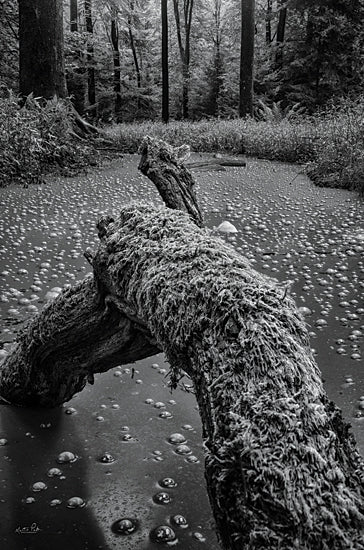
0 138 364 548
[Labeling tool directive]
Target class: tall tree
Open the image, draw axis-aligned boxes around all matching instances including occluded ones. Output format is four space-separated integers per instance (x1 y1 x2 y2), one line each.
265 0 272 44
84 0 96 109
127 1 142 112
18 0 67 99
161 0 169 122
239 0 255 118
70 0 78 32
275 0 287 64
173 0 194 119
111 17 122 121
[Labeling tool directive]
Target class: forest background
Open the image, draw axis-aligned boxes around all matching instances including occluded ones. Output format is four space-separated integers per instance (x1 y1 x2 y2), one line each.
0 0 363 192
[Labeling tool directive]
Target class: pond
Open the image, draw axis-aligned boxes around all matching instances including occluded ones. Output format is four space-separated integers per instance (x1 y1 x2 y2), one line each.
0 155 363 549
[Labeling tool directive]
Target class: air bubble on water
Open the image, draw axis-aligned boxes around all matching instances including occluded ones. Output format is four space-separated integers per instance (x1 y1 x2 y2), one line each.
193 531 206 542
150 525 178 545
182 424 194 431
159 477 177 488
66 496 85 509
145 398 154 405
50 499 62 507
186 455 199 463
0 438 8 446
65 407 77 415
154 402 166 409
47 468 63 477
56 451 77 464
98 452 116 464
168 433 186 445
171 515 188 528
111 404 120 409
24 497 36 504
153 492 172 505
159 411 173 419
120 426 130 432
174 444 191 455
32 481 47 492
112 518 139 535
96 416 105 422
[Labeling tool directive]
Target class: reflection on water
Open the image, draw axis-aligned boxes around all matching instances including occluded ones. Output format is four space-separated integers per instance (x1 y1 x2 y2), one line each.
0 155 363 548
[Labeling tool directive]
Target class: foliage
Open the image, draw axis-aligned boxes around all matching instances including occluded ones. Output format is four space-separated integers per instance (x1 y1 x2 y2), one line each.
107 96 364 193
0 93 97 187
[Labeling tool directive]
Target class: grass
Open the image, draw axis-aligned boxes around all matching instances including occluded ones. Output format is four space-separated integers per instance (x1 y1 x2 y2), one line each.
106 98 364 194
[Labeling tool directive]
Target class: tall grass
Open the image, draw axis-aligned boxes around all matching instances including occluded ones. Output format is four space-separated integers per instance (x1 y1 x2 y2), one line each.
107 98 364 194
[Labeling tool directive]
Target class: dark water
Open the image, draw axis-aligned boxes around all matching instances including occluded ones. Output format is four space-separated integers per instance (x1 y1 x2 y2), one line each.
0 155 363 549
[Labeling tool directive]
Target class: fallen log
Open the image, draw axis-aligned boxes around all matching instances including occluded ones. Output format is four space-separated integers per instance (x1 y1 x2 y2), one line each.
1 138 364 549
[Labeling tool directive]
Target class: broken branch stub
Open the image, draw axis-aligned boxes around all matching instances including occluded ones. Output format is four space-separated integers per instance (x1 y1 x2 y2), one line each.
138 136 203 227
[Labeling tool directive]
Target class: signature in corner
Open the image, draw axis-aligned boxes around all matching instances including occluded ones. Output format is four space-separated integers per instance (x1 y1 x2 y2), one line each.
15 522 41 535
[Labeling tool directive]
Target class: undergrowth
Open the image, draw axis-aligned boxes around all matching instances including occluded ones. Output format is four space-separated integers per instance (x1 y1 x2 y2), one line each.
106 98 364 194
0 94 97 187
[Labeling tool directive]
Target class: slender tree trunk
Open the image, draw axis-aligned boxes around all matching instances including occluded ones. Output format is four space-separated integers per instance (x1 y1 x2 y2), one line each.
18 0 67 100
127 2 142 113
111 18 122 122
173 0 194 119
239 0 255 118
161 0 169 122
275 0 287 64
84 0 96 110
70 0 78 32
265 0 272 44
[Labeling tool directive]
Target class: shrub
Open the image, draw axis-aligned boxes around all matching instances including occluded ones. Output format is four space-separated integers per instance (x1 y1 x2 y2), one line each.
0 93 97 187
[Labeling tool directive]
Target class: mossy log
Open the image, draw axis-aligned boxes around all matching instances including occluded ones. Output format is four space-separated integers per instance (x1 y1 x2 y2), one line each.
1 138 364 549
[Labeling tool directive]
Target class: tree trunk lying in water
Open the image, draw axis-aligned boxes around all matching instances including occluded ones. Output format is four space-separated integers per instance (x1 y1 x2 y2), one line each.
1 138 364 549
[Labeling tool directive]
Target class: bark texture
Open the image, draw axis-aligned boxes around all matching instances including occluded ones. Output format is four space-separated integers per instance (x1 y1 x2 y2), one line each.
19 0 67 99
1 138 364 549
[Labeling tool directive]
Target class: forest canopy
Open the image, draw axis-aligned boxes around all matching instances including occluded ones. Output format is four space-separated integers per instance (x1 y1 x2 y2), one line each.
0 0 363 122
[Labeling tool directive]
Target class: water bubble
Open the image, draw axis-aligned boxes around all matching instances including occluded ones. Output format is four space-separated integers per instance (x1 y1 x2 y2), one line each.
112 518 139 535
159 477 177 488
186 455 199 463
171 514 188 528
182 424 194 431
50 499 62 507
175 444 191 455
159 411 173 419
150 525 177 545
120 426 130 432
168 433 186 445
111 404 120 409
145 398 154 405
24 497 36 504
154 402 166 409
193 531 206 542
56 451 77 464
96 416 105 422
0 438 8 446
47 468 63 477
153 492 172 505
65 407 77 415
66 496 85 509
98 452 116 464
32 481 47 492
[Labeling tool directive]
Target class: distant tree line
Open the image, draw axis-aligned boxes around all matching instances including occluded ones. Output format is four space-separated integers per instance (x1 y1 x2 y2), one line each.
0 0 363 122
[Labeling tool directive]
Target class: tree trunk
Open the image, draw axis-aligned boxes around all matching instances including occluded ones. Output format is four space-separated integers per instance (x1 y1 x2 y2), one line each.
173 0 194 119
265 0 272 44
84 0 96 110
19 0 67 100
111 18 122 122
127 4 142 113
161 0 169 123
1 138 364 549
275 0 287 65
70 0 78 32
239 0 255 118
